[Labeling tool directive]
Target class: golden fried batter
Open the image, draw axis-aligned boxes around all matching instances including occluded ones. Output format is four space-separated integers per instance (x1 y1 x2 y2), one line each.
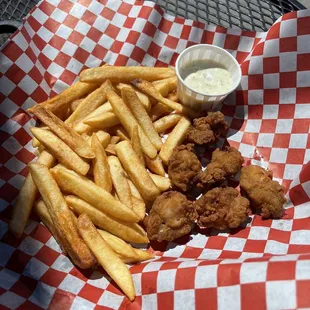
201 147 244 186
143 191 197 242
195 187 250 230
240 165 286 219
186 112 228 145
168 144 202 192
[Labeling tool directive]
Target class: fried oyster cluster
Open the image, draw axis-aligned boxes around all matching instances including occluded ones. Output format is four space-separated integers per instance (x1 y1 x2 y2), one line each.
144 112 287 242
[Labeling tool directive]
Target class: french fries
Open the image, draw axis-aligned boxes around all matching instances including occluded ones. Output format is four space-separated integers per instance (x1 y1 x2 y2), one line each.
150 102 172 121
80 66 175 83
116 83 151 112
31 105 95 159
105 135 120 155
70 99 83 112
83 131 111 148
27 81 98 114
113 125 130 141
149 173 171 192
34 200 67 255
167 90 179 102
115 141 160 201
84 112 119 129
153 114 182 134
30 163 96 269
131 196 146 221
9 150 55 238
131 125 144 165
107 90 157 159
77 214 136 301
74 102 113 134
97 229 137 259
128 179 143 200
14 63 205 301
65 195 148 243
52 167 140 223
31 127 90 175
153 76 178 96
120 248 154 264
108 156 133 209
145 155 165 176
66 80 114 126
91 134 112 192
132 79 197 118
159 117 191 165
122 87 162 151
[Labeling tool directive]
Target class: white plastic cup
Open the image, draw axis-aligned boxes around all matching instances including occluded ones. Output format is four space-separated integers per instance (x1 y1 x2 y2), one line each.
175 44 242 113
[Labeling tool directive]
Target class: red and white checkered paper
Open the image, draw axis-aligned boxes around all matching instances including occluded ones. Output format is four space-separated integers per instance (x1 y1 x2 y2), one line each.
1 0 310 309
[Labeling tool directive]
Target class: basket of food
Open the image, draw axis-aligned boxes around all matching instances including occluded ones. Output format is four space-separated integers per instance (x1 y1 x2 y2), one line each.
0 0 310 309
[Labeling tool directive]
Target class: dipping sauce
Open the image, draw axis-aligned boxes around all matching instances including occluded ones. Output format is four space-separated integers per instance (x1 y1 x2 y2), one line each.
181 59 233 95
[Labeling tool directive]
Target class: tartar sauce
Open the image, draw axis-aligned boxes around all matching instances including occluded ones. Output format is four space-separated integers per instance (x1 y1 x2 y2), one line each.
182 60 232 95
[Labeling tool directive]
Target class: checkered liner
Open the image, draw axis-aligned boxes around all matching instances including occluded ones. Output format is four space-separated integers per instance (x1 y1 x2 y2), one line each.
0 0 310 309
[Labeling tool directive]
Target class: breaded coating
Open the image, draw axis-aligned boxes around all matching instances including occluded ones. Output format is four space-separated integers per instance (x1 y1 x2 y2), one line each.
240 165 286 219
201 146 244 186
195 187 250 230
168 144 202 192
186 112 228 145
143 191 198 242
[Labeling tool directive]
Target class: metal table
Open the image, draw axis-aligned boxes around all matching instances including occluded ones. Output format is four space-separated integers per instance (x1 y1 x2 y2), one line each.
0 0 306 46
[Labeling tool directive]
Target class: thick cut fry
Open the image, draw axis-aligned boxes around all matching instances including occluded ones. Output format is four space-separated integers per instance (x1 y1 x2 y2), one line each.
128 179 143 200
97 230 137 259
31 127 89 175
70 99 83 112
83 131 111 148
153 76 178 95
108 156 133 209
120 248 154 264
27 82 98 114
84 112 119 129
30 164 96 269
65 195 148 243
32 126 49 148
153 114 182 134
116 83 151 112
145 155 165 176
131 196 146 221
74 102 113 134
131 125 144 166
105 136 120 155
91 134 112 192
65 80 114 126
115 141 160 201
132 79 197 118
9 150 55 238
53 168 139 223
122 87 162 151
167 90 179 102
77 214 135 301
32 137 41 148
149 173 171 192
150 103 172 121
34 200 67 255
113 125 130 141
107 90 157 158
159 117 191 165
31 105 95 159
80 66 175 83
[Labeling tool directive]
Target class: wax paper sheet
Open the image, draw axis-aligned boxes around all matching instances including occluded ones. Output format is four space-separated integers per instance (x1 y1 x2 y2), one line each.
0 0 310 309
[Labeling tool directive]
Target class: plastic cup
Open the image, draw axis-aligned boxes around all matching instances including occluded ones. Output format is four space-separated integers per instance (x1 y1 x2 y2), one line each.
175 44 242 113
